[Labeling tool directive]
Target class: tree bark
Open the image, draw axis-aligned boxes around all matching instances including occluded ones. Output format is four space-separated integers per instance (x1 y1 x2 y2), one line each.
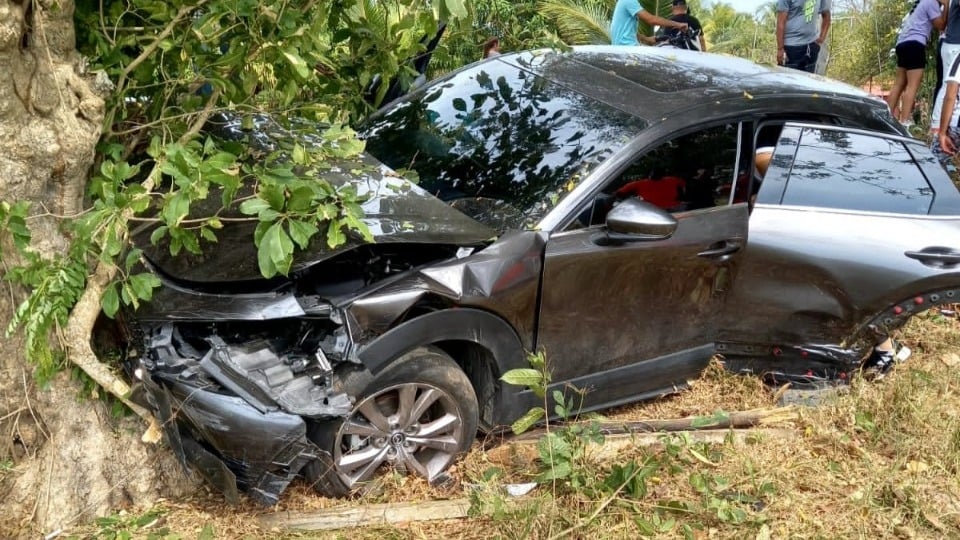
0 1 191 536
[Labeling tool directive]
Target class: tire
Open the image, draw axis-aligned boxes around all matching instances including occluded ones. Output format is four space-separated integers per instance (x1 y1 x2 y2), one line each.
303 348 479 496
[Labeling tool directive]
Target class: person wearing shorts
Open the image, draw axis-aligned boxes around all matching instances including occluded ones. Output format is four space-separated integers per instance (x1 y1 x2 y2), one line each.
887 0 947 127
776 0 831 73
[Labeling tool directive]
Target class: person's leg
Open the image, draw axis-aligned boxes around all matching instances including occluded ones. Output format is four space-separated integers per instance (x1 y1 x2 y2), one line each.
932 37 946 132
802 42 820 74
900 68 925 125
934 42 960 131
783 44 808 71
887 67 908 119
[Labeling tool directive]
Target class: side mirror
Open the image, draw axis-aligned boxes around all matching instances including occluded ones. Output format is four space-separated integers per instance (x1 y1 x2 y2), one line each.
605 198 678 242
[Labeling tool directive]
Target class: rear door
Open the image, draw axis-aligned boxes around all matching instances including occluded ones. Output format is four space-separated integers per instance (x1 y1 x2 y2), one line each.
536 122 751 408
720 123 960 364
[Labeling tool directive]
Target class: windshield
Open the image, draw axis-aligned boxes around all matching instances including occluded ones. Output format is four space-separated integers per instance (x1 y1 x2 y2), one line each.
361 57 647 231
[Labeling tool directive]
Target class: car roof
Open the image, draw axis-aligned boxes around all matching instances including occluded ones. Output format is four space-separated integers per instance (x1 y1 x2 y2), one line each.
491 46 890 125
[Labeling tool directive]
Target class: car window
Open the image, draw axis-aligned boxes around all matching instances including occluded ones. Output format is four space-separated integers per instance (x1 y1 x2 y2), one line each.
780 128 934 214
360 60 647 232
567 123 743 229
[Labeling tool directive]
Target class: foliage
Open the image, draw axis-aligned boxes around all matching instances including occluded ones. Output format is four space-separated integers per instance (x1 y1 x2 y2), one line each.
429 0 562 73
3 0 471 377
91 507 214 540
500 352 770 535
502 351 605 489
537 0 613 45
827 0 904 84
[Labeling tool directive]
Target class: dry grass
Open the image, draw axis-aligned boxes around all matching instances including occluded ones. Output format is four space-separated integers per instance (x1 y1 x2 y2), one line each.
68 310 960 539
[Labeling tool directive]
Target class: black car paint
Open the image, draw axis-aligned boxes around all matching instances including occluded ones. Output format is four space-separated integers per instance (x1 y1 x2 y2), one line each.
127 46 959 504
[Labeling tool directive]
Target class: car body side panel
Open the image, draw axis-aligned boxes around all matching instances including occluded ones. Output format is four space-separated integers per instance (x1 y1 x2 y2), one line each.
528 343 714 414
344 231 545 350
537 204 749 393
719 206 960 358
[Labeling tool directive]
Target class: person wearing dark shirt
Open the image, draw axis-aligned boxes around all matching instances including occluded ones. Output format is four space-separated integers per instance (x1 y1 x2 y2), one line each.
641 0 706 51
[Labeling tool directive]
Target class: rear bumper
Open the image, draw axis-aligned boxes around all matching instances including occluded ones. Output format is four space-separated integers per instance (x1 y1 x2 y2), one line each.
141 371 328 505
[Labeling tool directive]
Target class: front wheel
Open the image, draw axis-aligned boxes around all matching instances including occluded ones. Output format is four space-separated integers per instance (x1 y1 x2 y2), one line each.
304 348 479 495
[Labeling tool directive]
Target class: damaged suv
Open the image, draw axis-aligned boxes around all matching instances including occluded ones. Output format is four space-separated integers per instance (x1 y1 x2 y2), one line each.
125 46 960 504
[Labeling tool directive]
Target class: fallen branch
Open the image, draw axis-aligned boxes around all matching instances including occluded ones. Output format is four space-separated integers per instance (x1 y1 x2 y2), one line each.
258 498 471 531
487 427 799 468
504 406 801 443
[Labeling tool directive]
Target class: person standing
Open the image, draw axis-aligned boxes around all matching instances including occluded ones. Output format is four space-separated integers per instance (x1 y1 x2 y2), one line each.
641 0 706 51
932 0 960 135
610 0 687 46
482 37 501 59
935 50 960 172
887 0 947 127
776 0 832 73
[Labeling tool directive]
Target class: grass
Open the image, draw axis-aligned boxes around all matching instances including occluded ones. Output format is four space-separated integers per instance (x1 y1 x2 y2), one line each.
68 309 960 539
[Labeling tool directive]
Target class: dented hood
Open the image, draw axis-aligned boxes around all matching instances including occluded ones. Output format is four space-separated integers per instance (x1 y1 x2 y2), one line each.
139 155 496 284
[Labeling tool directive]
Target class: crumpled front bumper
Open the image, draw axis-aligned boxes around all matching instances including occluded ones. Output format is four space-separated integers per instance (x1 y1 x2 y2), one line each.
141 370 333 505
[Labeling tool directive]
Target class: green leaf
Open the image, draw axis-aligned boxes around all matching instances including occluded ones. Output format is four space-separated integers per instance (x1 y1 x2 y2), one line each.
128 273 161 301
326 219 345 248
443 0 468 19
510 406 544 434
282 49 311 80
102 283 120 318
536 459 572 482
124 248 143 272
538 432 572 461
240 198 271 216
287 219 318 249
292 144 308 165
261 184 287 210
500 368 543 388
635 517 656 536
149 225 168 245
161 192 190 226
257 208 281 222
527 351 547 371
688 472 708 493
200 227 218 243
288 186 316 212
258 222 294 277
102 226 123 258
552 389 566 410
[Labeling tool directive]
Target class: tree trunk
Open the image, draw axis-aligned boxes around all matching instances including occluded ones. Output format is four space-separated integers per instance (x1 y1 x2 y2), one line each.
0 1 191 536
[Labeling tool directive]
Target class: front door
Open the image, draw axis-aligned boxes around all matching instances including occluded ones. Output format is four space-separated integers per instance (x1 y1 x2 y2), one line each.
536 122 751 407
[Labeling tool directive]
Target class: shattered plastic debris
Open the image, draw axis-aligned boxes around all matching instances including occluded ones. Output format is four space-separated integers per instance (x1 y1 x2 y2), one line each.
505 482 537 497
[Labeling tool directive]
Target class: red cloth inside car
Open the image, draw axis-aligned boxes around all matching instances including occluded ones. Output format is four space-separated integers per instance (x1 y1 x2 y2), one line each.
616 176 686 210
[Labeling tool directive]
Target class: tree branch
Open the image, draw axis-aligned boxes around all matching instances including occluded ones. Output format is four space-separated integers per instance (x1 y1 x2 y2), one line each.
61 88 222 428
104 0 211 135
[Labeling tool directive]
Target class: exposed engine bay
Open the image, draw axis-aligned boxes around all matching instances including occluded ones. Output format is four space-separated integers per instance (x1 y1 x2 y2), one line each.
143 320 352 418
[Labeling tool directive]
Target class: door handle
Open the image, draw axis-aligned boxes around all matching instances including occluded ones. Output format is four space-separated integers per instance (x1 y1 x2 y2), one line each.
905 247 960 268
698 240 741 258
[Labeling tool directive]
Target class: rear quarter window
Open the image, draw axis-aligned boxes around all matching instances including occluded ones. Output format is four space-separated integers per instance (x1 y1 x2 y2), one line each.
780 128 934 215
